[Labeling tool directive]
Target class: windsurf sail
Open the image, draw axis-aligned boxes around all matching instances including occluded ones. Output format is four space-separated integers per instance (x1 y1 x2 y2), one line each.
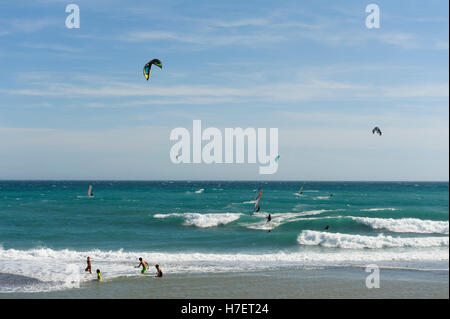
254 189 263 213
88 185 94 197
255 188 261 200
298 186 303 194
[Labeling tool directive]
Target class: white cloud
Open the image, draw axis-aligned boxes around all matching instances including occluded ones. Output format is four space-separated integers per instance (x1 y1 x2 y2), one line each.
435 40 449 51
213 18 270 28
0 121 447 181
4 78 448 105
21 43 82 53
123 30 287 46
6 18 59 33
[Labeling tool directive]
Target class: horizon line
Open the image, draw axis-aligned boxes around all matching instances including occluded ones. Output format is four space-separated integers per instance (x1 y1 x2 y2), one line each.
0 179 448 183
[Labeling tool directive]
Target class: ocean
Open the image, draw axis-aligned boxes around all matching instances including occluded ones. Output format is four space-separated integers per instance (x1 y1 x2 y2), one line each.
0 181 448 297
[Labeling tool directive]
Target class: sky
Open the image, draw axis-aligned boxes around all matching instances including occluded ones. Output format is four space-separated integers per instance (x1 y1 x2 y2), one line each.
0 0 448 181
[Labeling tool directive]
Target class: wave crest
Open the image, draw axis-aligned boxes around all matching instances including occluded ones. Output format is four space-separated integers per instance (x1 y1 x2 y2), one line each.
351 217 449 234
154 213 241 228
297 230 449 249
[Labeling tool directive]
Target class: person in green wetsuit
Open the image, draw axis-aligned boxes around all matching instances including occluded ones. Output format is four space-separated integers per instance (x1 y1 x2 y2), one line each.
96 269 102 281
135 257 149 274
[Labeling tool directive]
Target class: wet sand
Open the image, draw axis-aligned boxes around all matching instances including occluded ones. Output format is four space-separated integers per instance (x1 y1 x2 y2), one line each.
2 267 448 299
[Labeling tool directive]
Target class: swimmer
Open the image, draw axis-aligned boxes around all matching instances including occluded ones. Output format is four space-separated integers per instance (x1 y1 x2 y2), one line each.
155 264 163 278
96 269 102 281
85 256 92 274
135 257 149 274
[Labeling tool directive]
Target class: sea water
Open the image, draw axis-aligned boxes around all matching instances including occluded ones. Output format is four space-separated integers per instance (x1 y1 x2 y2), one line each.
0 181 448 294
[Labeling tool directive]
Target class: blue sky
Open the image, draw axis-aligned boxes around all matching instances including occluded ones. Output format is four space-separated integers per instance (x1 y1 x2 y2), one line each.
0 0 448 180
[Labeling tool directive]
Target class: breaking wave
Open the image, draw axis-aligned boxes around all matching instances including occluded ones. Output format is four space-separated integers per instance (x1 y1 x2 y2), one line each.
351 217 449 234
154 213 241 228
297 230 449 249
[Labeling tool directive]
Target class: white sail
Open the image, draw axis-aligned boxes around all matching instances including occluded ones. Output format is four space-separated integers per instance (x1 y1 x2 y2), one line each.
88 185 93 197
254 190 263 212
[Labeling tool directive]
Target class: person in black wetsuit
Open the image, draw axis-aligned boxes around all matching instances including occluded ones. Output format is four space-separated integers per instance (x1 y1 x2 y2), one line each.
265 214 272 233
155 264 163 278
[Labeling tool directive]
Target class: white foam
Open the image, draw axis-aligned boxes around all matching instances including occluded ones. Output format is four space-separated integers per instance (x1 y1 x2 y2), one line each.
360 208 399 212
351 217 449 234
195 188 205 194
154 212 241 228
153 213 183 218
297 230 449 249
0 246 448 293
313 196 330 200
243 210 333 230
289 215 345 223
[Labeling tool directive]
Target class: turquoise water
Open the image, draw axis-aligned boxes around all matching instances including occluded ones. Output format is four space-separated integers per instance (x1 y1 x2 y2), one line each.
0 181 448 293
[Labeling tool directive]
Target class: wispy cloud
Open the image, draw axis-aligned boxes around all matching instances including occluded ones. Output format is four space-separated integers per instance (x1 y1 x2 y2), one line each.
3 17 59 34
435 40 449 51
3 74 448 106
22 43 82 53
122 30 287 46
381 83 449 98
121 24 443 52
213 18 270 28
373 32 418 50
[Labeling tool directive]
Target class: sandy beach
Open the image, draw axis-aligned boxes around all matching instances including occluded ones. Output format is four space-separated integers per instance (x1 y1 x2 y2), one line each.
2 268 448 299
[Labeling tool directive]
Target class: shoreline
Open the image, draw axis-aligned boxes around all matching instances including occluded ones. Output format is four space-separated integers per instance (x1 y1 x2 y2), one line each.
2 267 448 299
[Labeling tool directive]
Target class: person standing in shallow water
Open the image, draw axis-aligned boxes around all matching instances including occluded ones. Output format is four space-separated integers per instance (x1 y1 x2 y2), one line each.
85 256 92 274
265 214 272 233
136 257 149 274
96 269 102 281
155 264 163 277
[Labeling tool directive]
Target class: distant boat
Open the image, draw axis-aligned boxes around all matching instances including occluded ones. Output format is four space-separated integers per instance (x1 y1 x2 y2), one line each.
88 185 94 197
